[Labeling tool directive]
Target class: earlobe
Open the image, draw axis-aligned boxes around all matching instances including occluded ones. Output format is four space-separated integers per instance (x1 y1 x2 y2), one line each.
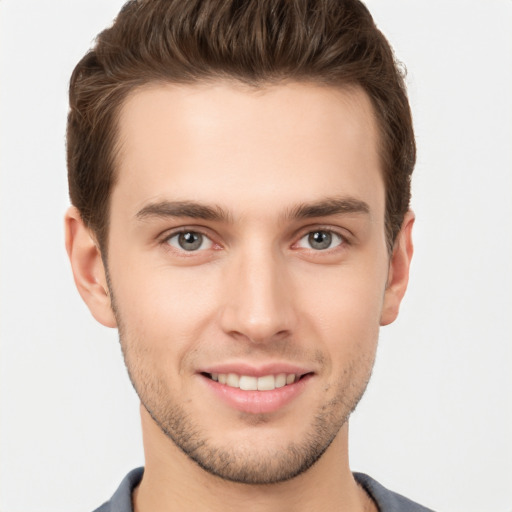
380 210 415 326
64 207 117 328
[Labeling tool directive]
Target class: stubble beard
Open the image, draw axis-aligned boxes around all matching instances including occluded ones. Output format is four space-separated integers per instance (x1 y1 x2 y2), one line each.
108 277 375 485
118 331 374 485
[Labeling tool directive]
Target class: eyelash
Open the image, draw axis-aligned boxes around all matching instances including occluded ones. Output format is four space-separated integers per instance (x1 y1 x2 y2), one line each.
160 226 350 254
295 229 345 251
161 228 218 255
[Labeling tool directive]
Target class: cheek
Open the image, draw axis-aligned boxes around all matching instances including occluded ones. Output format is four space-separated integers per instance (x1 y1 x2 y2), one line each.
293 259 388 348
109 256 222 366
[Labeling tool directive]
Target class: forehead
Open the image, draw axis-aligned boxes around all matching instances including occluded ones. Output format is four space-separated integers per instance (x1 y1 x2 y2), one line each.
112 81 384 221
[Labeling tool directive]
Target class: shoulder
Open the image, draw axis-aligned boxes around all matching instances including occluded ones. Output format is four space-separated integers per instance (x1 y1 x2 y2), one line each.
92 467 144 512
92 504 110 512
354 472 436 512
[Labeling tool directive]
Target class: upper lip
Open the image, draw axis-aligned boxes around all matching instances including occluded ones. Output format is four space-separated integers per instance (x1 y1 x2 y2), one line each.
198 362 314 378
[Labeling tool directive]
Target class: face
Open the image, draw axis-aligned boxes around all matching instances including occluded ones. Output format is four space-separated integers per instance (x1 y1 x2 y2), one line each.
90 82 406 484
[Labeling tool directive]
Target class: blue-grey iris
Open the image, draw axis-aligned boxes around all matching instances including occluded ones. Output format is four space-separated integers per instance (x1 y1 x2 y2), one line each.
308 231 332 250
178 232 203 251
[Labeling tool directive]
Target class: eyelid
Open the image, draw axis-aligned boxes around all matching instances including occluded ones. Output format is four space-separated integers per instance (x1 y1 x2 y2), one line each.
159 226 221 252
296 230 344 250
156 223 352 253
292 224 352 247
168 232 212 251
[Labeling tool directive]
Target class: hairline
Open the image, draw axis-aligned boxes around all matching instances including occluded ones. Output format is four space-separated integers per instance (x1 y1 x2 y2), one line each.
98 77 390 258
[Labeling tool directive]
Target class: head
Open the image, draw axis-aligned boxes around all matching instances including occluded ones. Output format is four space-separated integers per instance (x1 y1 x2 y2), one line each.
67 0 415 255
65 0 415 486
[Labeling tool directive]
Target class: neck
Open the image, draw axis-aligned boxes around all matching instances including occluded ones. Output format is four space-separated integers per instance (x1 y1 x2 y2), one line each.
133 405 375 512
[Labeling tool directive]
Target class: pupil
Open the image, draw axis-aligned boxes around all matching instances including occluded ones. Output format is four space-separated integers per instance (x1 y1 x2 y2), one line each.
309 231 331 250
178 232 202 251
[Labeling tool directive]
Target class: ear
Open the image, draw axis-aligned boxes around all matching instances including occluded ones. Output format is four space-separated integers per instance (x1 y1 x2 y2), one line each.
64 206 117 328
380 210 415 326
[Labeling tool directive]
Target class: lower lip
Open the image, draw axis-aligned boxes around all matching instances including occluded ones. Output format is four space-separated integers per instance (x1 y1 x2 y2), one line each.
200 374 312 415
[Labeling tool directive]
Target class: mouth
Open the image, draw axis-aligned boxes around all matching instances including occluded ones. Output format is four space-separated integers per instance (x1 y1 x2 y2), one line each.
201 372 310 391
198 364 315 414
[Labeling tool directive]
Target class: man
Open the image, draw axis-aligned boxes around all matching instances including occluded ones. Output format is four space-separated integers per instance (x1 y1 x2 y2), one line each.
64 0 432 510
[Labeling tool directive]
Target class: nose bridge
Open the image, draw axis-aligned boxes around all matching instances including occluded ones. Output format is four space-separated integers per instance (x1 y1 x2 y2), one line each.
220 238 294 343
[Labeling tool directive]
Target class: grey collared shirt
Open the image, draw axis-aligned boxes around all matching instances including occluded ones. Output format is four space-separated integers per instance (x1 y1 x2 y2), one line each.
93 467 436 512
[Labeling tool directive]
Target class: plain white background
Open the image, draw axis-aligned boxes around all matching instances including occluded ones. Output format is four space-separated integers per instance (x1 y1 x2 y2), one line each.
0 1 511 511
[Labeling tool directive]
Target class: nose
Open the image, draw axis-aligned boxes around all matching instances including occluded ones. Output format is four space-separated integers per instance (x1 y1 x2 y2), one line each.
219 244 297 345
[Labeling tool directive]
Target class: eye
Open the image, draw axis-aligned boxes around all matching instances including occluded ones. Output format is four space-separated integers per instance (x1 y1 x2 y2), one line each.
297 230 344 251
166 231 213 252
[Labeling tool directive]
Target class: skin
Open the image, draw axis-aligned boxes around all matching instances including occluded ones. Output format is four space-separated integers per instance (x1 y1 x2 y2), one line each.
65 81 414 512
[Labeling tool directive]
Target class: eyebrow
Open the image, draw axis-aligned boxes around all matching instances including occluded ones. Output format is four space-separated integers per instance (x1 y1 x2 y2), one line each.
135 197 370 223
284 197 370 220
136 200 231 222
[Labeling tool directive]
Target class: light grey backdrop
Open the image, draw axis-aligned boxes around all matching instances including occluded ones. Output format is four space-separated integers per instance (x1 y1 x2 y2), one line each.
1 1 511 511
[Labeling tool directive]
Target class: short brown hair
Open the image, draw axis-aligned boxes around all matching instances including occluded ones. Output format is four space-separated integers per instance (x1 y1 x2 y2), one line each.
67 0 415 253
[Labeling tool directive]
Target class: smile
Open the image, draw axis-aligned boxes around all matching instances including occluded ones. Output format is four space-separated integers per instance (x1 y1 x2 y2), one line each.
205 372 299 391
200 369 313 414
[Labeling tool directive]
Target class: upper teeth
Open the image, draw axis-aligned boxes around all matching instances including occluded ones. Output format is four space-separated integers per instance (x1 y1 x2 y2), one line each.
210 373 297 391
